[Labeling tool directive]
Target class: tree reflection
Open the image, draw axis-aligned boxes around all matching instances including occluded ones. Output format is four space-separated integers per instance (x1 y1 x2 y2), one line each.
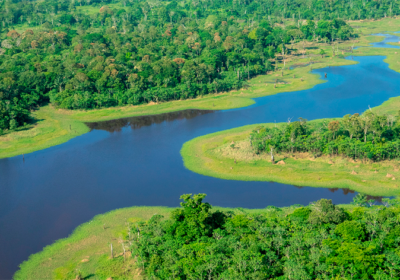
86 109 214 132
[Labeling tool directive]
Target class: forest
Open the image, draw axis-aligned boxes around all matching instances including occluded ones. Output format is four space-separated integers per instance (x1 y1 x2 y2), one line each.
1 0 391 132
128 193 400 279
250 111 400 162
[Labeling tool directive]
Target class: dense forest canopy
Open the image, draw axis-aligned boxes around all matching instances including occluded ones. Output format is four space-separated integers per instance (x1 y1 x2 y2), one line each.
250 111 400 161
0 0 396 132
129 193 400 279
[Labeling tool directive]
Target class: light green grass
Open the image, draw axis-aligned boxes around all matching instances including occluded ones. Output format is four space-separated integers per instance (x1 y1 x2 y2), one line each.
14 206 174 280
349 17 400 34
0 106 89 159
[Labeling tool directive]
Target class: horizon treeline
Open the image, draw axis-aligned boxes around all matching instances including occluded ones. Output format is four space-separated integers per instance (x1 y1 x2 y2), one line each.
250 111 400 162
123 193 400 279
0 0 395 132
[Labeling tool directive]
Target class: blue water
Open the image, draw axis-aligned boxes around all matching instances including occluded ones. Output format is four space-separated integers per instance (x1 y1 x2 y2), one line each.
1 34 400 277
370 33 400 48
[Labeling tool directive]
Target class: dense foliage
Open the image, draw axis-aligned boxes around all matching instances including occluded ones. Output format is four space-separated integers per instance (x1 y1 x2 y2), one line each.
250 111 400 162
0 0 364 131
131 193 400 279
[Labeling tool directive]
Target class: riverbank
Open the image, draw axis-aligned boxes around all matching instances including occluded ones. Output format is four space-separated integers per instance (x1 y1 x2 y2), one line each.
2 18 398 159
14 206 173 280
14 202 358 279
0 56 349 159
181 94 400 197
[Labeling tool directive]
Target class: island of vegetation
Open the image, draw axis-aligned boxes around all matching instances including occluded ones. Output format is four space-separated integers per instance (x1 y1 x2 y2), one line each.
1 0 399 158
181 94 400 197
15 193 400 279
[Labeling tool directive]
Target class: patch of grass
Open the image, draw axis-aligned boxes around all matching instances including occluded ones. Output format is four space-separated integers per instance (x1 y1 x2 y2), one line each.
372 96 400 116
349 17 400 35
68 94 255 122
14 206 174 280
0 106 89 159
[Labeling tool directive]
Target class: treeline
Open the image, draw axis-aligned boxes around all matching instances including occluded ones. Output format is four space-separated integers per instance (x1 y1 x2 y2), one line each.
0 0 397 27
0 0 375 131
250 111 400 162
128 193 400 279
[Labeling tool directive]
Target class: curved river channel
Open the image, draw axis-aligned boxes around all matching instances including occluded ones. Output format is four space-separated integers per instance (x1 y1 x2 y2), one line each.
1 34 400 277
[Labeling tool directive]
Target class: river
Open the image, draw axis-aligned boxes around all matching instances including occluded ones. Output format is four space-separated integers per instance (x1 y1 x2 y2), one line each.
0 34 399 278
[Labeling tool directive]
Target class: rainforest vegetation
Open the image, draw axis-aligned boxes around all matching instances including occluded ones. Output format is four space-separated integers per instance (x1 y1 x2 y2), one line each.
250 111 400 162
127 193 400 279
2 0 392 132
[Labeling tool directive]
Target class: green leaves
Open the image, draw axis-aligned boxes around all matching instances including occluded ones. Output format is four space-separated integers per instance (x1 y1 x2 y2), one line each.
335 220 366 241
131 194 400 279
308 199 348 225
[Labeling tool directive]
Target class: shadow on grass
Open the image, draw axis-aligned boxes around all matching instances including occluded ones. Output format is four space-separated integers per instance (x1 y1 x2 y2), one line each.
0 115 44 134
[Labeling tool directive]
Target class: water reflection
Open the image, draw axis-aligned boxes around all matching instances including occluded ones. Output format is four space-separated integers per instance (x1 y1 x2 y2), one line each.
366 195 385 203
327 188 355 195
86 109 214 132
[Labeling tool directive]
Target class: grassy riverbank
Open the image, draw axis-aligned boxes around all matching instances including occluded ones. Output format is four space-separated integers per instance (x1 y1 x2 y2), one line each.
14 202 359 279
181 95 400 197
2 18 400 159
14 206 174 280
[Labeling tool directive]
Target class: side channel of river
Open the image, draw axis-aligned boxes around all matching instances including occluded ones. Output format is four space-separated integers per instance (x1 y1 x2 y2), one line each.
0 34 400 277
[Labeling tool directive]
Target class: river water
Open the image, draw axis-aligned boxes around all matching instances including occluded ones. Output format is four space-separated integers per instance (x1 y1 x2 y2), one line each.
1 34 400 278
